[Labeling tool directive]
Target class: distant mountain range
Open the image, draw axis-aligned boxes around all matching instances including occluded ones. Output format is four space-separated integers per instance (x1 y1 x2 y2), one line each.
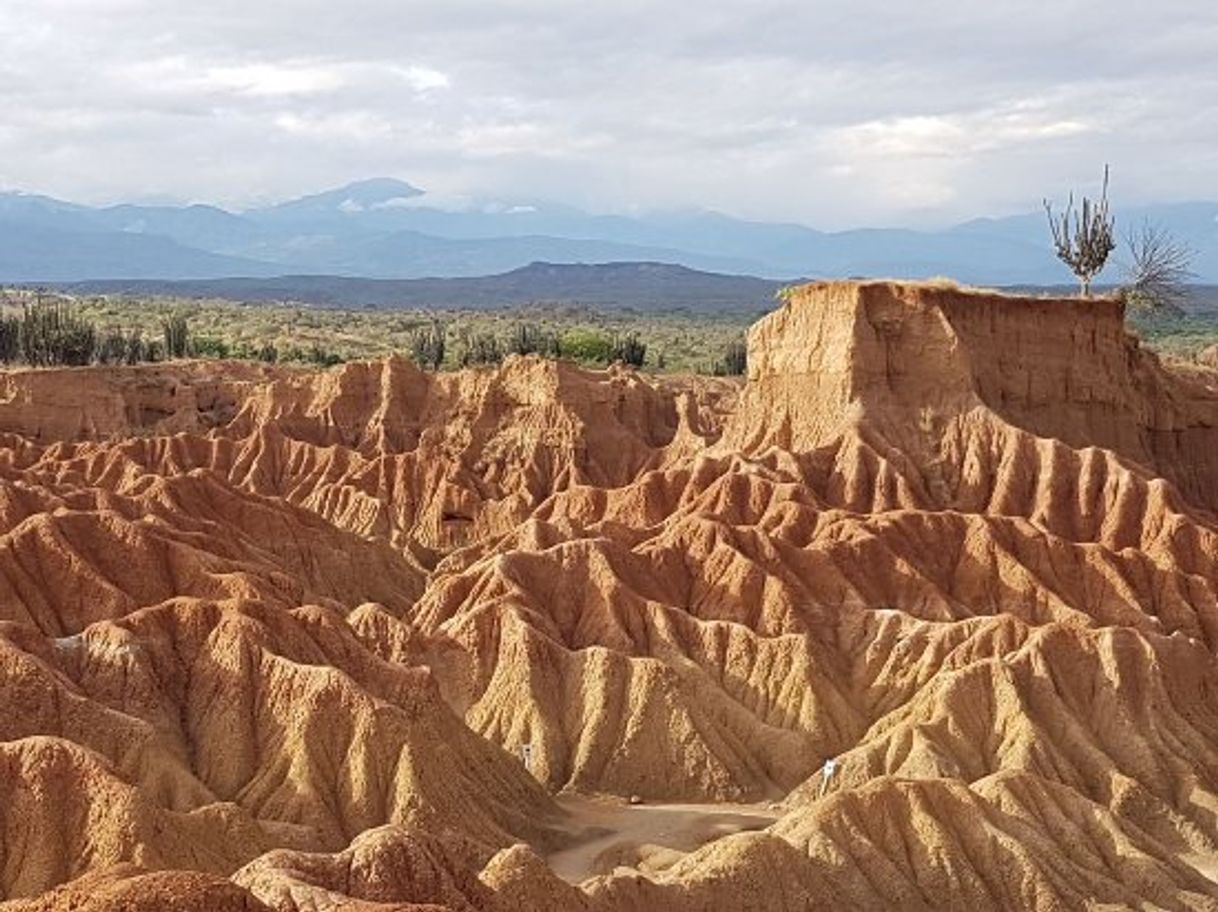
4 177 1218 286
66 262 787 313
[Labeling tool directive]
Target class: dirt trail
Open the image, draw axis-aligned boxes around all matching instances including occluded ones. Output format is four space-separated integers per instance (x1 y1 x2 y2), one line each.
545 795 780 882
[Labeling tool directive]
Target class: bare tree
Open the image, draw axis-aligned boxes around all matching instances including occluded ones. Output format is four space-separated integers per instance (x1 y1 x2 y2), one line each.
1044 166 1116 297
1121 220 1196 315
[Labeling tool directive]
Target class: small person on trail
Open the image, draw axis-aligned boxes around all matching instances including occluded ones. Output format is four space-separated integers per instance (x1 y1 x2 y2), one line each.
819 756 838 798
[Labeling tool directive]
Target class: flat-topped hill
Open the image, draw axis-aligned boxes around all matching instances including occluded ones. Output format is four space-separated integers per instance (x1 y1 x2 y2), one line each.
729 280 1218 511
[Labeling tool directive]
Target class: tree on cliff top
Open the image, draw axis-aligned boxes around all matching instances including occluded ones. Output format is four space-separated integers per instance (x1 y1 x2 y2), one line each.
1044 166 1116 298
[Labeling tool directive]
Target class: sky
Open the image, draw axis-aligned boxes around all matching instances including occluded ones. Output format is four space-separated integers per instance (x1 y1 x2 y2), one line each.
1 0 1215 228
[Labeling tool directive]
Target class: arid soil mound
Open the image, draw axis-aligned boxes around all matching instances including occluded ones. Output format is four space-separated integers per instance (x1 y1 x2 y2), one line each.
4 280 1218 910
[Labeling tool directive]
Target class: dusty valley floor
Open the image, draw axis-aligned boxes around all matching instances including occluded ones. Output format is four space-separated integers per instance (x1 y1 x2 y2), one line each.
4 279 1218 910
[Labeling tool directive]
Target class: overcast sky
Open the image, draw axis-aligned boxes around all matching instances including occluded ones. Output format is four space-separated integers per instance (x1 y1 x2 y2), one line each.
1 0 1215 228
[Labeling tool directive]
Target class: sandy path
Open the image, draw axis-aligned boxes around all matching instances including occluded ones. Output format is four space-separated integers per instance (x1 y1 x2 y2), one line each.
1182 854 1218 885
545 795 781 883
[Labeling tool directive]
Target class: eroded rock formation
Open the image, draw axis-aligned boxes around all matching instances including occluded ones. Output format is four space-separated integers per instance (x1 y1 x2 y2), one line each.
4 280 1218 910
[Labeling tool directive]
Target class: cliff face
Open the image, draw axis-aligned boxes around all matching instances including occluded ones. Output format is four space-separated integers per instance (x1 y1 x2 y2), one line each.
729 280 1218 508
5 281 1218 911
0 360 276 441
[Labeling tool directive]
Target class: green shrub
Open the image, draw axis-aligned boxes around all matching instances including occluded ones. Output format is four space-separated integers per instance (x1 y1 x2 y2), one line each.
558 329 613 363
318 347 343 367
281 344 340 366
189 336 231 359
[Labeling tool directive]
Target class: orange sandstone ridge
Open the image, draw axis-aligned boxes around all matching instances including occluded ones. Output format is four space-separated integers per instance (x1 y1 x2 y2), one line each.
3 280 1218 910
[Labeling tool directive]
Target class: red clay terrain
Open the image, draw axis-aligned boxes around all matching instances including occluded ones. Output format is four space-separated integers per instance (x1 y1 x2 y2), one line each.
3 279 1218 910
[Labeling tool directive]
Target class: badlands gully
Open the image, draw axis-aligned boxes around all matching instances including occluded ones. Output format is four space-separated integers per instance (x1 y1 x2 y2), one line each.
3 280 1218 910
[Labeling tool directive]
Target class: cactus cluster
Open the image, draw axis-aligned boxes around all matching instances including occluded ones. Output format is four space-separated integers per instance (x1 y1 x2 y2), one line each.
508 323 560 357
458 330 504 367
0 298 194 368
408 322 447 370
610 331 646 367
162 312 190 359
713 338 747 376
19 299 98 366
96 327 153 365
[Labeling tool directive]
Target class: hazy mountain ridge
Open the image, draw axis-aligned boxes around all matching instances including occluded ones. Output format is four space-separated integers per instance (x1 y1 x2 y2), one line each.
4 177 1217 283
65 261 788 312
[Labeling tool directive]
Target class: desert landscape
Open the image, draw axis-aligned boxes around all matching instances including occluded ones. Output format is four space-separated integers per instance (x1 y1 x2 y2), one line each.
1 278 1217 909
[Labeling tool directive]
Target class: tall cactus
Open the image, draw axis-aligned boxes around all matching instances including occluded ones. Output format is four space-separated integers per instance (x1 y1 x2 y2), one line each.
20 298 96 366
1044 166 1116 298
0 313 19 364
508 322 558 357
162 312 190 359
611 331 646 367
407 322 446 370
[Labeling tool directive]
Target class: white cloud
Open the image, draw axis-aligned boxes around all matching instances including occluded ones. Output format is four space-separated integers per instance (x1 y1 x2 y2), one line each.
392 65 450 92
0 0 1213 225
202 62 347 97
831 101 1095 162
272 110 394 140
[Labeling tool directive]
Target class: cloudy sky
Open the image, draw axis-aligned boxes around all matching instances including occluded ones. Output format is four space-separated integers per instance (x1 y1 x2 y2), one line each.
1 0 1215 227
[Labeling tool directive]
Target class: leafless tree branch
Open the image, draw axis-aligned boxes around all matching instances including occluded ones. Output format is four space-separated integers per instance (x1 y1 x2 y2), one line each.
1121 220 1196 316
